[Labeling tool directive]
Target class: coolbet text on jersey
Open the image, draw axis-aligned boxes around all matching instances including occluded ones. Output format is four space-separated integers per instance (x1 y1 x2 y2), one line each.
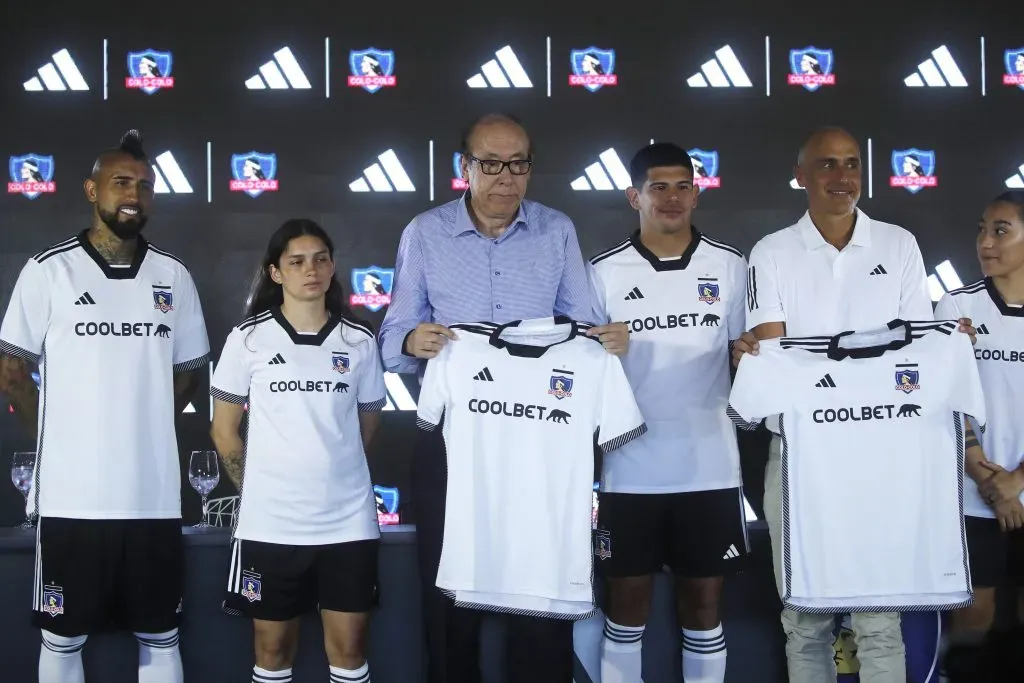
415 317 646 619
728 320 985 613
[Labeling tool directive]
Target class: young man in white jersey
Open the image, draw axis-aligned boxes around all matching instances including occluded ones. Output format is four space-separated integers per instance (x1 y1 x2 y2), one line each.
730 126 976 683
588 143 749 683
935 191 1024 646
0 130 210 683
210 220 386 683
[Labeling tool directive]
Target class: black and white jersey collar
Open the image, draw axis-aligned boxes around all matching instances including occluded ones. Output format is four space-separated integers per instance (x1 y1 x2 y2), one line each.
781 319 957 360
78 229 149 280
271 307 341 346
628 227 701 271
488 315 579 358
985 278 1024 317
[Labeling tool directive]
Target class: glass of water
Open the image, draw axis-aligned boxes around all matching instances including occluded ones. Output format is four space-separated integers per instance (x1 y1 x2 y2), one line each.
10 451 36 528
188 450 220 528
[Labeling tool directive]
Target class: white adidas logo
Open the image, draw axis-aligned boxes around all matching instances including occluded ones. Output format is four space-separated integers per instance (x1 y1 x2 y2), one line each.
383 372 416 411
151 152 193 194
570 148 630 191
687 45 752 88
23 48 89 91
925 259 964 302
245 47 311 90
722 544 740 560
1005 160 1024 188
349 150 415 192
904 45 967 87
467 46 533 88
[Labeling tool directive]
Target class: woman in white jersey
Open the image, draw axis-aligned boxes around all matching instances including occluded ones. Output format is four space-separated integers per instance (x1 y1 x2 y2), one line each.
935 191 1024 645
210 219 386 683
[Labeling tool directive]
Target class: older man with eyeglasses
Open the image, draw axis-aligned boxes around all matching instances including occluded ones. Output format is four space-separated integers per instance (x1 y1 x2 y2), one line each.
380 112 628 683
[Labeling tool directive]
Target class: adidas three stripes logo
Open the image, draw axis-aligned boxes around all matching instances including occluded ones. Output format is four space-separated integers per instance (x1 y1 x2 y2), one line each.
268 353 286 365
624 287 644 300
869 264 888 275
815 374 837 388
473 367 494 381
74 292 96 305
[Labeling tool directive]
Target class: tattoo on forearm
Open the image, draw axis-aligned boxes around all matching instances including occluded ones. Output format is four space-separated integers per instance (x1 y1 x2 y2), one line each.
220 451 245 490
965 435 981 450
0 353 39 434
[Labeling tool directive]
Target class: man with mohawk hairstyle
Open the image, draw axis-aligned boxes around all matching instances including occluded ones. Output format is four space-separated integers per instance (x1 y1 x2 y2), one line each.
0 129 210 683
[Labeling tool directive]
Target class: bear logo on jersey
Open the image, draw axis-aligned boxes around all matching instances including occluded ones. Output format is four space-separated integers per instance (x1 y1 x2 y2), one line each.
897 403 921 417
41 586 65 616
241 572 262 602
334 382 349 393
155 324 171 338
894 365 920 394
548 373 573 400
152 286 173 313
332 352 351 374
547 409 571 423
697 279 721 304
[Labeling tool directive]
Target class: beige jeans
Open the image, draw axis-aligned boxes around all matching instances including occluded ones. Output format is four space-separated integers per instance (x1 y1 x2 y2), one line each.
765 435 907 683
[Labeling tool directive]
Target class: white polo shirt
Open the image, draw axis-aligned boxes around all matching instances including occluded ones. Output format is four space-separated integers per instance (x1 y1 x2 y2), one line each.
746 209 934 432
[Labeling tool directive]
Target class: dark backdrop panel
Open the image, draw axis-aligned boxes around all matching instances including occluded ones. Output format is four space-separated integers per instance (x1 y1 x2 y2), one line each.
1 0 1024 524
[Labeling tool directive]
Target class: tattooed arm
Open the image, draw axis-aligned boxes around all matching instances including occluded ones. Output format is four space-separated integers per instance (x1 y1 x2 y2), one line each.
0 353 39 436
210 399 246 490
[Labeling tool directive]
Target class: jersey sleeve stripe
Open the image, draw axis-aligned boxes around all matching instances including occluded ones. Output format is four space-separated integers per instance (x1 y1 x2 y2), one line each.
34 242 81 263
450 323 498 336
32 236 80 260
700 235 744 258
237 312 274 331
747 266 758 311
0 340 40 365
727 405 761 430
145 243 189 269
415 416 440 431
946 279 986 296
173 353 211 373
588 238 632 265
358 397 386 413
210 387 247 404
340 317 375 339
599 422 648 453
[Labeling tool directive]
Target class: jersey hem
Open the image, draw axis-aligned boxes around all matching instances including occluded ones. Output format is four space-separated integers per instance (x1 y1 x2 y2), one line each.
599 481 743 495
783 597 971 613
0 339 40 365
37 511 183 520
232 529 382 545
440 589 597 621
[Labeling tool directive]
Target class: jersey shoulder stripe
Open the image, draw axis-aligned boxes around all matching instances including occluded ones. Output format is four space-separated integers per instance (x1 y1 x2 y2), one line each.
146 243 189 270
589 238 632 266
699 234 744 259
946 279 986 297
779 336 832 353
910 320 956 335
33 236 81 263
450 322 499 336
237 311 274 332
340 316 375 340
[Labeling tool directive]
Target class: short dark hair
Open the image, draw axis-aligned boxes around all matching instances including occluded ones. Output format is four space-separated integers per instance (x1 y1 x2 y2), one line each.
991 190 1024 222
459 113 532 157
91 129 149 177
628 142 693 188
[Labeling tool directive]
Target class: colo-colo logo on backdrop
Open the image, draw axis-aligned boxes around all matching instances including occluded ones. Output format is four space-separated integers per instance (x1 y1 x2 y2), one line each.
569 47 617 92
230 152 279 198
7 154 56 199
1005 48 1024 89
687 149 720 192
349 267 394 313
890 149 937 194
348 49 396 93
452 153 468 191
788 47 835 91
373 485 400 525
126 50 175 94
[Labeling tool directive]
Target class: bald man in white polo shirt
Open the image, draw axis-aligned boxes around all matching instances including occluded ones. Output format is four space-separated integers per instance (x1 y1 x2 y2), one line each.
732 127 974 683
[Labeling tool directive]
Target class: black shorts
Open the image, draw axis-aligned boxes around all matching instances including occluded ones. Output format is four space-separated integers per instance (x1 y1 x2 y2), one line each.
31 517 183 636
595 488 750 578
224 537 380 620
965 515 1024 588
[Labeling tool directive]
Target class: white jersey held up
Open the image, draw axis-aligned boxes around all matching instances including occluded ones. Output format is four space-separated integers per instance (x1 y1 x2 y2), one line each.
936 279 1024 519
210 308 387 546
728 319 985 613
589 228 746 493
416 317 646 619
0 232 210 519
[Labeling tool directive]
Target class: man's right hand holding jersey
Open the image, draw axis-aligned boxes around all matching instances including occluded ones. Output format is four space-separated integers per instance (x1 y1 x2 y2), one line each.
404 323 459 359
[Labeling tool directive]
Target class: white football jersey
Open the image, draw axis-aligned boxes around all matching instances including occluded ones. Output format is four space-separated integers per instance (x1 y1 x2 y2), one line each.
210 308 386 546
417 317 646 619
935 279 1024 519
0 233 210 519
589 229 747 493
728 320 984 612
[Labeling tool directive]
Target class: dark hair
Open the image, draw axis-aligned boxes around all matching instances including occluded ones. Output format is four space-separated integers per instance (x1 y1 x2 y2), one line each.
459 112 533 157
990 190 1024 222
628 142 694 188
244 219 356 322
91 129 149 176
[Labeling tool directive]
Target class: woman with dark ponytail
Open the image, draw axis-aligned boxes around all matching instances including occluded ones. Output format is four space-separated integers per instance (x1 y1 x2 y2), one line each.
210 219 385 683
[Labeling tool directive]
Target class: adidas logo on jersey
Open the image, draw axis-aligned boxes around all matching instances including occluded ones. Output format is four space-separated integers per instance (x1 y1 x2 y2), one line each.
268 353 286 365
74 292 96 305
473 367 494 381
24 48 89 91
976 324 990 335
904 45 967 87
466 46 533 88
815 374 837 388
624 287 644 300
687 45 752 88
722 544 740 560
869 264 888 275
348 150 415 192
245 47 311 90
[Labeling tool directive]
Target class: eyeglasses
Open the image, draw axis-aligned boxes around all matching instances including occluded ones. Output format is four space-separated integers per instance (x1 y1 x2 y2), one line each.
468 156 533 176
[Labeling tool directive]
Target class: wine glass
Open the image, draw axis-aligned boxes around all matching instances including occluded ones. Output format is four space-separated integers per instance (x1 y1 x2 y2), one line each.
188 451 220 528
10 451 36 529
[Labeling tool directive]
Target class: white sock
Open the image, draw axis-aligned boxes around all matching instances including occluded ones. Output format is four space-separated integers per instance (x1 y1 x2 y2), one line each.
682 624 727 683
601 619 644 683
253 665 292 683
330 662 370 682
39 631 86 683
136 630 184 683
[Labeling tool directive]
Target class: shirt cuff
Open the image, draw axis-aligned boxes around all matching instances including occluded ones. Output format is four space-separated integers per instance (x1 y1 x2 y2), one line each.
381 328 422 375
